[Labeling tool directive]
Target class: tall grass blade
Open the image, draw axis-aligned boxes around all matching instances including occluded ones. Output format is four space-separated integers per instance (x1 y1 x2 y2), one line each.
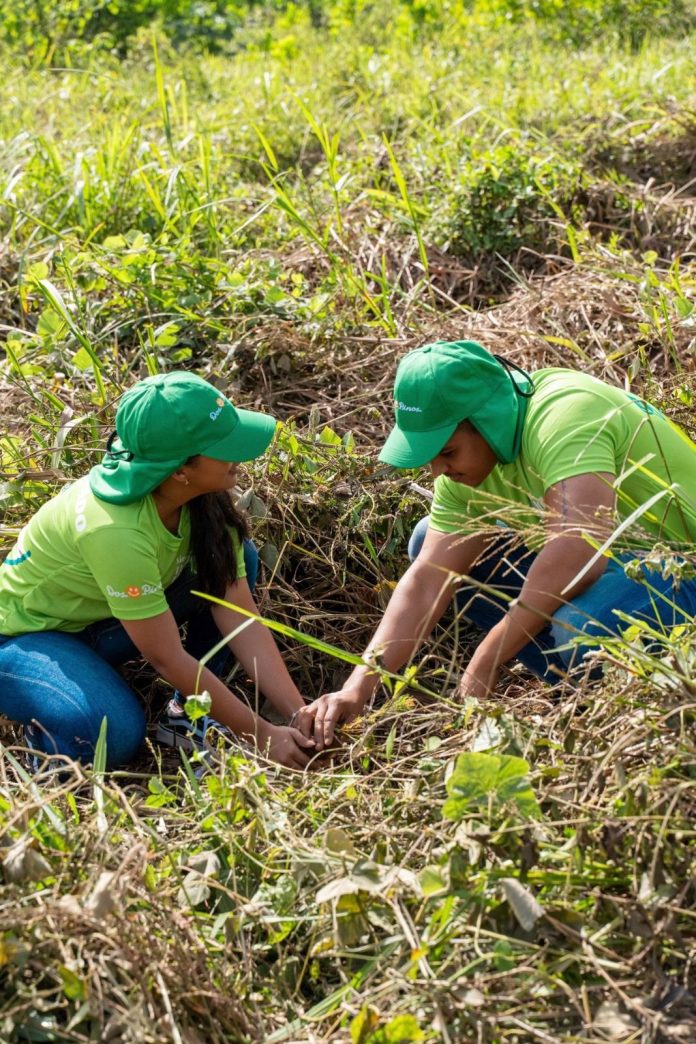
36 279 106 402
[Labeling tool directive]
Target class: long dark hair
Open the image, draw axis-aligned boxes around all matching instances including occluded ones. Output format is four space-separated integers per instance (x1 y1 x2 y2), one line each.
185 460 250 597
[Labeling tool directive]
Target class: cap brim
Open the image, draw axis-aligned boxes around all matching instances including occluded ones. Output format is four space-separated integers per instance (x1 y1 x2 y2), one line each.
378 420 457 469
206 408 277 463
89 411 278 504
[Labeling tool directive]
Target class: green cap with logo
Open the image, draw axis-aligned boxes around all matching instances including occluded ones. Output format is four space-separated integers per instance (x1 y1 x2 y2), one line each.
90 371 277 504
379 340 534 469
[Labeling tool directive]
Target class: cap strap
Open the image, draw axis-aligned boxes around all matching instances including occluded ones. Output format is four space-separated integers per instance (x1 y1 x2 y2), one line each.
105 431 134 462
492 355 535 399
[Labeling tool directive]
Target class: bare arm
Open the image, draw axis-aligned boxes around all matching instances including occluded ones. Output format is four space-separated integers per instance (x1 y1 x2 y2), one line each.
210 578 305 720
120 611 312 768
461 472 616 695
346 527 490 699
301 526 491 748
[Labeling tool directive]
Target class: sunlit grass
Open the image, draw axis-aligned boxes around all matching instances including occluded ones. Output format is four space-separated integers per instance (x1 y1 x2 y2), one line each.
1 4 695 1041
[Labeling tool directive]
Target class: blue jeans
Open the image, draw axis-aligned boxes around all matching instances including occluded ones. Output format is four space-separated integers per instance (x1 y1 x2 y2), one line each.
408 517 696 684
0 542 258 769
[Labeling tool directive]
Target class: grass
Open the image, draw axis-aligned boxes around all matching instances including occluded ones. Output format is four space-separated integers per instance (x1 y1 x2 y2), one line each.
1 2 696 1040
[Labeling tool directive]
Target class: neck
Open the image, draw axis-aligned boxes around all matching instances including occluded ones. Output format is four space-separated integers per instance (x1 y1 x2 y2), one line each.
152 482 191 533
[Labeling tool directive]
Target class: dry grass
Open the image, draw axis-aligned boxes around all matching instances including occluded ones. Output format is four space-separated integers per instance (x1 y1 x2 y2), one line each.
1 19 696 1042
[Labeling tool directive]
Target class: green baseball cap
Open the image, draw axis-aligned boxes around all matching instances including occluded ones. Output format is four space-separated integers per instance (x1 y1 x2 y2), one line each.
379 340 534 469
90 371 277 504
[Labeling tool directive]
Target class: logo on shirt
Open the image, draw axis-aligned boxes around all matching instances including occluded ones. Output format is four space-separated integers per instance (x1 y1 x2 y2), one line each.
106 582 163 599
395 400 423 413
3 549 31 566
209 396 226 422
74 489 89 533
3 526 30 567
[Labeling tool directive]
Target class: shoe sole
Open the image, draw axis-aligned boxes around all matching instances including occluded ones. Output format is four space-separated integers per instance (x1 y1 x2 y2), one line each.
154 722 202 754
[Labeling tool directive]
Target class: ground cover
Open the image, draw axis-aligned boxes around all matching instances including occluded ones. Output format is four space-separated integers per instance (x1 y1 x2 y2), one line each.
0 2 695 1040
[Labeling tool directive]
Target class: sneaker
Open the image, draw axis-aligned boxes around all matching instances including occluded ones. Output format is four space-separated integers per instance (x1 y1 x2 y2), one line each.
155 698 233 754
23 723 42 774
22 723 66 777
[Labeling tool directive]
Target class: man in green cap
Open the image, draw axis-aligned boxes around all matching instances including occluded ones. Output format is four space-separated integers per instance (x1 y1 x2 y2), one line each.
299 341 696 749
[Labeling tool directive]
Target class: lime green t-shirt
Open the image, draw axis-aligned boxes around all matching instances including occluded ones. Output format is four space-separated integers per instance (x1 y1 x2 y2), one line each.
0 476 246 636
429 369 696 548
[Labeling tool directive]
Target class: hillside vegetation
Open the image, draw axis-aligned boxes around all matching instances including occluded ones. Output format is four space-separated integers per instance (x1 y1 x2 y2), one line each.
1 2 695 1041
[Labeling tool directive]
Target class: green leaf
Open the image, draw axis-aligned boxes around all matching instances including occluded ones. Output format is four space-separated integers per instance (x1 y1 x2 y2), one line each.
418 864 449 897
350 1006 381 1044
102 235 127 251
37 307 65 339
58 965 88 1001
71 347 94 371
443 752 541 821
145 778 177 808
382 1016 424 1042
185 691 212 722
153 321 180 347
385 723 396 760
26 261 49 283
318 425 342 446
93 716 108 776
350 1011 425 1044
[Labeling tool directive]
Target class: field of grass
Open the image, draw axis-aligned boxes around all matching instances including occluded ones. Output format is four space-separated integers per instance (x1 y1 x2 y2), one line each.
1 1 696 1041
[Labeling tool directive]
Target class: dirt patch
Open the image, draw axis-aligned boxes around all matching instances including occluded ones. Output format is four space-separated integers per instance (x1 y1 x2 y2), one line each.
0 381 35 437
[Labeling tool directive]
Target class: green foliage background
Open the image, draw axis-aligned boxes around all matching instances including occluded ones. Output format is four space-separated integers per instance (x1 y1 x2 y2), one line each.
1 0 695 59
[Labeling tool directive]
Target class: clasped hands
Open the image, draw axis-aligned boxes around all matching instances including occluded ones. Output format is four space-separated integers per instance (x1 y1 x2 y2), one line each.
293 648 500 753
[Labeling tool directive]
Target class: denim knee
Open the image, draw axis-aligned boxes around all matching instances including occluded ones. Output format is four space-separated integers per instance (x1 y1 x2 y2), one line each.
243 538 259 592
408 516 430 562
0 631 148 770
30 692 146 769
103 703 147 768
549 602 603 671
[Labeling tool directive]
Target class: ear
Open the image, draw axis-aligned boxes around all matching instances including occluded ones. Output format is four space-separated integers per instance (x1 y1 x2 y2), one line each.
170 466 190 486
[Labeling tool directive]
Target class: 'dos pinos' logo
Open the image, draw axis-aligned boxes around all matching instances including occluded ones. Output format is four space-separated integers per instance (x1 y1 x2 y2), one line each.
210 396 225 421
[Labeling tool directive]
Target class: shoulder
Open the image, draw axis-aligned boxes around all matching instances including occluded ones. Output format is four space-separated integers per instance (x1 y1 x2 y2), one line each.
524 369 629 439
71 478 151 544
529 368 620 405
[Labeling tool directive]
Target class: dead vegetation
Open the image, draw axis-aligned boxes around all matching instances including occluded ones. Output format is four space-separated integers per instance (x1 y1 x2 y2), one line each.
1 18 696 1044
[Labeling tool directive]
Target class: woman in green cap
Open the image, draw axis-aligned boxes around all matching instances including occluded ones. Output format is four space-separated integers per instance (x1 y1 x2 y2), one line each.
299 341 696 749
0 371 314 770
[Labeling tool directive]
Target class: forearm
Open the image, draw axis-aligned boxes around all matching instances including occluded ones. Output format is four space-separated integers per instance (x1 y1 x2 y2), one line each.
473 540 606 669
152 648 270 744
212 588 304 719
346 562 456 703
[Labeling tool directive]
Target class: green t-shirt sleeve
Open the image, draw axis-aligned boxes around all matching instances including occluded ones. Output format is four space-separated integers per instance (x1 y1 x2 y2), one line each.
429 476 479 534
78 527 170 620
523 387 620 491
